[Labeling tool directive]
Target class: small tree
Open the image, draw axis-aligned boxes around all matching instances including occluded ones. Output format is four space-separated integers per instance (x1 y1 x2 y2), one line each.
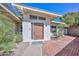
57 24 65 37
61 12 79 27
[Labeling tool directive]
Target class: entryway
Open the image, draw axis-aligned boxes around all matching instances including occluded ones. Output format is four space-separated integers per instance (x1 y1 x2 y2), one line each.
32 23 44 40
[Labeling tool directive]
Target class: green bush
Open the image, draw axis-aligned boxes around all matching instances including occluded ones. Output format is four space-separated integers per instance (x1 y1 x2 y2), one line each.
0 42 14 52
0 14 14 43
0 14 22 55
0 34 14 43
13 33 22 43
0 14 15 55
0 42 14 55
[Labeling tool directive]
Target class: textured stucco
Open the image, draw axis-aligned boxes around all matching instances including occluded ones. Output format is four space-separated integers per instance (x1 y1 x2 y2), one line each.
22 21 31 42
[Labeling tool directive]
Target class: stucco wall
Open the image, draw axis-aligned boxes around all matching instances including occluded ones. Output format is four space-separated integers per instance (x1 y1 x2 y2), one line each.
22 21 51 42
22 21 31 42
22 15 51 42
44 24 51 40
68 27 79 36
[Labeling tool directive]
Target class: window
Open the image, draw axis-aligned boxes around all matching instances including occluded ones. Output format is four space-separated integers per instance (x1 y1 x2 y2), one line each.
30 15 37 19
29 15 46 20
39 17 46 20
51 26 57 36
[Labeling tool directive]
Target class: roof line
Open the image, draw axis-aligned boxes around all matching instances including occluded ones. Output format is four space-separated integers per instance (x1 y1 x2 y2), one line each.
0 4 21 22
12 3 62 17
52 21 65 24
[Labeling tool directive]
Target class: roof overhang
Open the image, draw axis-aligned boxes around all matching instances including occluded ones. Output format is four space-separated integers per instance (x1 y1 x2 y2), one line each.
52 21 65 24
12 3 62 18
0 4 21 23
51 21 68 27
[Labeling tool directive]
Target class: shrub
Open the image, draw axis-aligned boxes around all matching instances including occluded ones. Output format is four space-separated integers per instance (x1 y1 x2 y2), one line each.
0 14 14 43
0 42 14 55
13 33 22 43
0 14 15 55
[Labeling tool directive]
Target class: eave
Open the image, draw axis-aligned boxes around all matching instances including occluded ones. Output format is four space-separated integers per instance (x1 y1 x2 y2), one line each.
51 21 68 27
12 3 62 18
0 4 21 23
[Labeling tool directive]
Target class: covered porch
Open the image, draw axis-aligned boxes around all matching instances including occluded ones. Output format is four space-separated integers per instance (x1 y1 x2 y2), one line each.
12 3 62 42
50 21 66 38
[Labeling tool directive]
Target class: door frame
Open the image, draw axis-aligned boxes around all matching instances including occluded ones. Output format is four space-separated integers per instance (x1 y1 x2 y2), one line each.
31 23 44 40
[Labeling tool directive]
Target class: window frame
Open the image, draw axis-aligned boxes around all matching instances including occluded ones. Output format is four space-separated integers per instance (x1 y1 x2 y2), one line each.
29 15 37 20
38 16 46 20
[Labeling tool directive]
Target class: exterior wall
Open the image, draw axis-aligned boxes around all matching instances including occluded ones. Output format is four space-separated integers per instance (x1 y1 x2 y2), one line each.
22 14 51 42
68 27 79 36
44 24 51 40
22 21 31 42
23 15 48 24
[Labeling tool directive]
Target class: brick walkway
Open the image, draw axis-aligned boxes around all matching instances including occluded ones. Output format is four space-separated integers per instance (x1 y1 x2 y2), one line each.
56 37 79 56
43 36 76 56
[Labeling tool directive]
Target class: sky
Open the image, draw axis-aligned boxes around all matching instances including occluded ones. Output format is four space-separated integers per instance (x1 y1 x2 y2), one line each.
21 3 79 15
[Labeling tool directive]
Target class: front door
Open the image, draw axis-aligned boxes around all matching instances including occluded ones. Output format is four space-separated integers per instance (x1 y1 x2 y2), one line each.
32 23 44 40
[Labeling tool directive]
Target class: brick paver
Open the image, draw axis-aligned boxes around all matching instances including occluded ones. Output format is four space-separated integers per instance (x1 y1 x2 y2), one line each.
43 36 76 56
56 37 79 56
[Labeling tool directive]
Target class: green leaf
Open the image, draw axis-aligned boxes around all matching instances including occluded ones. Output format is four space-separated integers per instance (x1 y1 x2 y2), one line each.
61 12 79 27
